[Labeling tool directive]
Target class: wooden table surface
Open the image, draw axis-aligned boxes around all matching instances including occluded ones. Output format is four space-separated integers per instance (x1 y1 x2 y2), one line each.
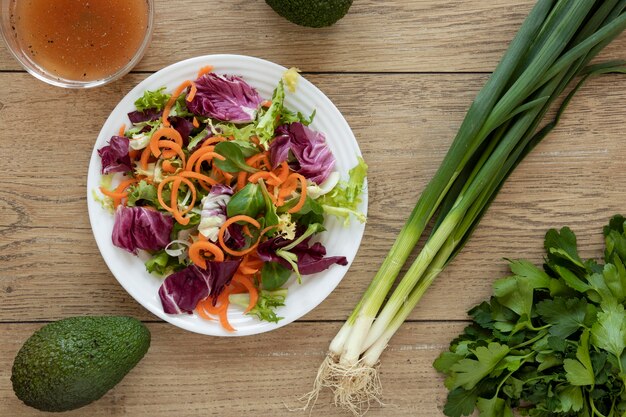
1 1 626 416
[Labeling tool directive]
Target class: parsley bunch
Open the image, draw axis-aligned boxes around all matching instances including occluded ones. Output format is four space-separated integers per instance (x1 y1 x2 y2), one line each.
435 215 626 417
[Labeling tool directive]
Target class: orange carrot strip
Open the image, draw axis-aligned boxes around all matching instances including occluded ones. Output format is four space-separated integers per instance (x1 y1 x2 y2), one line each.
245 152 270 170
202 136 226 147
278 174 298 198
211 166 233 182
140 146 152 170
185 147 225 171
237 171 247 191
275 161 290 183
156 176 196 215
218 305 235 332
189 240 225 269
286 173 308 214
118 124 126 136
169 178 188 225
99 187 128 200
162 160 177 173
192 117 199 128
197 65 214 78
128 149 140 160
218 215 261 257
150 127 183 157
233 274 258 313
178 171 219 186
157 140 186 165
247 171 280 185
162 80 197 127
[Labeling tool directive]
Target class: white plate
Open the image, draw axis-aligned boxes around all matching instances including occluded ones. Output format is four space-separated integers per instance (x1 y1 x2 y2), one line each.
87 55 367 336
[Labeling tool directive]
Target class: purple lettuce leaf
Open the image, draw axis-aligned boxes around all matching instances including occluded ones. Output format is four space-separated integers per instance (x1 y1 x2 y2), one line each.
169 116 195 142
158 260 241 314
98 136 132 174
127 108 162 124
257 235 347 275
269 123 335 184
186 73 263 123
112 206 173 254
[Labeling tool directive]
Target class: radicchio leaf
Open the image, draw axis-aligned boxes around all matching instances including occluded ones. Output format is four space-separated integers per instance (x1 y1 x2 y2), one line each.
112 206 173 254
257 235 347 275
158 260 241 314
270 122 335 184
169 116 195 142
186 73 263 123
198 185 233 241
127 108 162 124
98 136 132 174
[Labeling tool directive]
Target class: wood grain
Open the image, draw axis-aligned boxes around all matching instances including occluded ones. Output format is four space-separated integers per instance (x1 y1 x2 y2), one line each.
1 322 461 417
0 72 624 322
1 0 625 73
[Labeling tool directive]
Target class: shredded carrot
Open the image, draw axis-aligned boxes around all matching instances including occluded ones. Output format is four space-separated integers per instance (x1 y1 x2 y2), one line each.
189 240 225 269
218 215 261 257
178 171 219 189
118 124 126 136
140 146 152 170
156 140 186 165
233 274 258 313
150 127 183 157
192 117 199 128
261 100 272 108
197 65 214 78
99 178 138 208
162 160 177 173
247 171 281 186
157 176 196 216
128 149 140 160
202 136 226 147
245 152 271 170
237 171 247 191
211 166 234 182
275 161 290 183
218 305 235 332
162 80 197 127
185 147 225 171
278 174 299 197
286 173 307 214
195 303 214 320
242 225 253 238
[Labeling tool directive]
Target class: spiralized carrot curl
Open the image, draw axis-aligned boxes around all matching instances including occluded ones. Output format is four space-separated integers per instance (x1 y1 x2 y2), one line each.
233 274 258 313
118 124 126 136
157 140 186 166
218 215 262 257
245 152 271 170
286 173 308 214
157 175 197 218
202 136 226 147
189 240 225 269
185 147 225 171
197 65 214 78
162 80 197 127
247 171 281 186
150 127 183 157
100 178 138 208
178 170 219 190
140 146 152 170
237 171 247 191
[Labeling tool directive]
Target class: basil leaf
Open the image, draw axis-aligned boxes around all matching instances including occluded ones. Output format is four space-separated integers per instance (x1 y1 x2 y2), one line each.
261 262 292 290
214 141 258 173
227 183 264 218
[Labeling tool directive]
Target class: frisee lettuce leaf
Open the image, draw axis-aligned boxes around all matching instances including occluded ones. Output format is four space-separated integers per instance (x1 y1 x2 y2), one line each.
318 156 368 225
134 87 171 112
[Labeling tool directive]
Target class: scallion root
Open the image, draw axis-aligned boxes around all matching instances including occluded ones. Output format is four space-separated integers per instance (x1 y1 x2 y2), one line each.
298 354 383 417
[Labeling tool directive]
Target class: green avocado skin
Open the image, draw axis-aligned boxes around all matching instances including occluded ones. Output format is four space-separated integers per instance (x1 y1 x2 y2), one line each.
266 0 353 28
11 316 151 412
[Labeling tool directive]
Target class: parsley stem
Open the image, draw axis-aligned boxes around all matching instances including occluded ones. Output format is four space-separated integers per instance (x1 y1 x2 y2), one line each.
511 330 549 350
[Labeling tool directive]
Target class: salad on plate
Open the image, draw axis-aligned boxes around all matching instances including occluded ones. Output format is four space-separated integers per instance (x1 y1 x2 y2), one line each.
94 65 367 331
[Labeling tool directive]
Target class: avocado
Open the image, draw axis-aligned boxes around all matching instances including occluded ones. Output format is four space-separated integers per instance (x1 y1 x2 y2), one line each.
265 0 353 28
11 316 150 412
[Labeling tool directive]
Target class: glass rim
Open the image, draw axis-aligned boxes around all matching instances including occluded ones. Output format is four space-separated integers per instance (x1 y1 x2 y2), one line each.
0 0 154 89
